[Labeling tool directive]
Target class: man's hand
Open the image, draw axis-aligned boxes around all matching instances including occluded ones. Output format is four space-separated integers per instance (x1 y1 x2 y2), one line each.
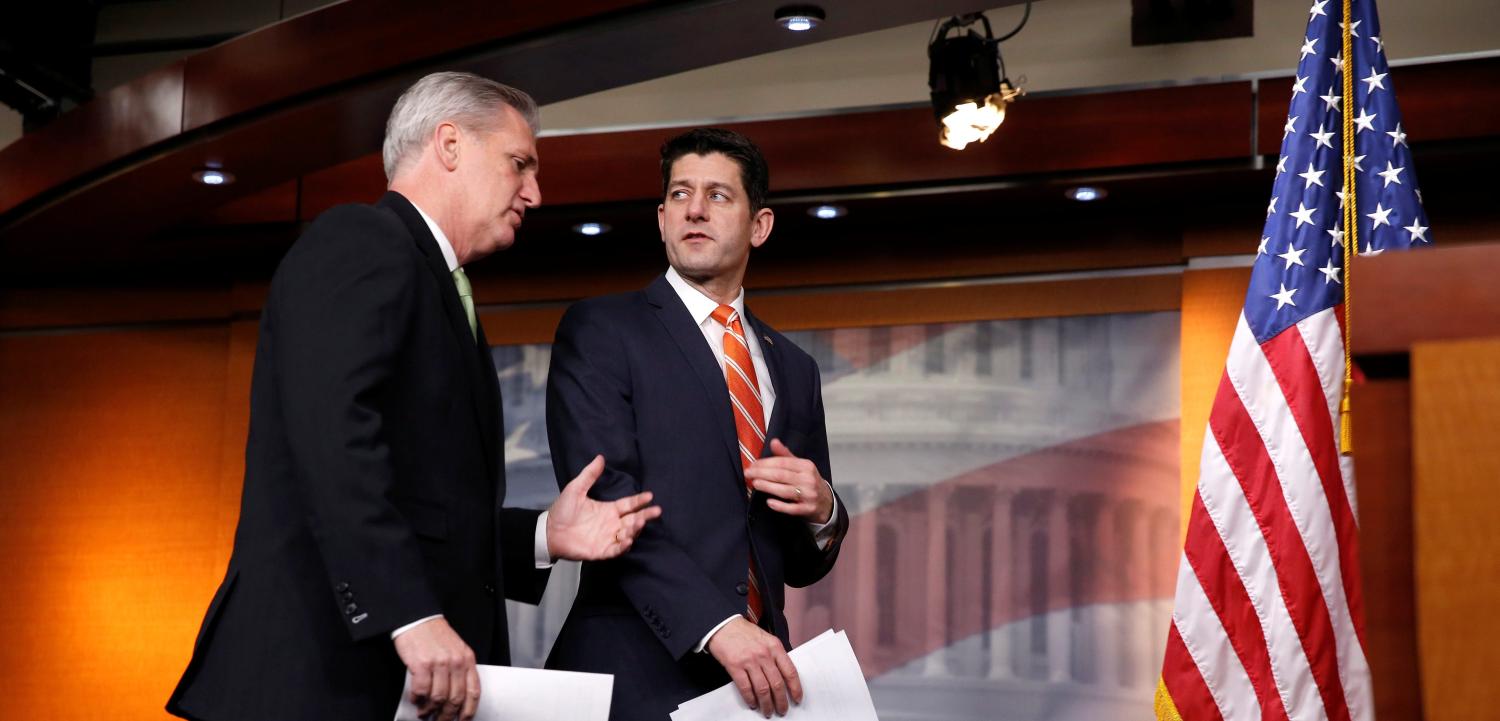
547 455 662 561
707 617 804 718
393 618 479 721
745 439 833 524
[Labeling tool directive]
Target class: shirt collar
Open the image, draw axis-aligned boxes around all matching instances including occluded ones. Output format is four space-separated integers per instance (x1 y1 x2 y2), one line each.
409 200 460 272
665 266 745 328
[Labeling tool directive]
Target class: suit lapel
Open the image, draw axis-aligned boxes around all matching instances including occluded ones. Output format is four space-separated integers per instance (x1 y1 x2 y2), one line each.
378 192 499 478
743 307 790 452
644 275 743 485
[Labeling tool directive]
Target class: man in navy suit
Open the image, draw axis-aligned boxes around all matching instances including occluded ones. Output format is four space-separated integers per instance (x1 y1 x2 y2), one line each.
167 72 660 721
544 128 849 720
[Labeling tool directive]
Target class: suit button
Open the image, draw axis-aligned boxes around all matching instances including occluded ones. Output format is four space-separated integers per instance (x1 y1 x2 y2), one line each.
335 582 350 593
483 584 496 597
735 582 749 596
344 603 359 615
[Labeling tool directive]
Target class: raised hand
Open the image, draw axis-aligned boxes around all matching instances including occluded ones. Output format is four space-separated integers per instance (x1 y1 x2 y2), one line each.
547 455 662 561
744 439 833 524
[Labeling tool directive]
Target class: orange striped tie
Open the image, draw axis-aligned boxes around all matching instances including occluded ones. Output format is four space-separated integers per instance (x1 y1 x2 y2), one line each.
711 304 766 625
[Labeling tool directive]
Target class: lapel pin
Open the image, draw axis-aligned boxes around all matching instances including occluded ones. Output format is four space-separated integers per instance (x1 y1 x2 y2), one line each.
762 334 774 346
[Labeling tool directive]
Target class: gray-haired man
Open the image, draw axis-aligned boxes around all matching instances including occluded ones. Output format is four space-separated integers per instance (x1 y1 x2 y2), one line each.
167 72 660 721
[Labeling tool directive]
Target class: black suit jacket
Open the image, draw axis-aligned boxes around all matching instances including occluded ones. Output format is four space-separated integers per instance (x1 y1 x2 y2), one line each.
168 192 549 721
543 275 849 721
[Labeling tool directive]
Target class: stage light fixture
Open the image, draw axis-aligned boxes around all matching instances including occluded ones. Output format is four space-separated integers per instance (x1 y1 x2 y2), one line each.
192 168 234 186
809 204 846 219
928 8 1029 150
573 222 610 236
775 5 824 32
1066 186 1106 202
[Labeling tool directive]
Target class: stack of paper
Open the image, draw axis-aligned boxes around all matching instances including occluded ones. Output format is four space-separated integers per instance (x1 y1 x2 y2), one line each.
392 665 612 721
670 629 878 721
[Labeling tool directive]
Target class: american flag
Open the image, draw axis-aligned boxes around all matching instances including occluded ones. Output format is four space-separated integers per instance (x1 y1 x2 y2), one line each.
1156 0 1430 720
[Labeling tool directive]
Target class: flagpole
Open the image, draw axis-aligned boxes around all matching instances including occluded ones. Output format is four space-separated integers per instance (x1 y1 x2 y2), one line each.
1339 0 1357 455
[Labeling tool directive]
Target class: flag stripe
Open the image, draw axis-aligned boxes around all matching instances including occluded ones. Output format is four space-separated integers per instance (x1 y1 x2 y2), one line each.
1228 317 1369 721
1212 365 1352 721
1278 316 1369 654
1198 426 1322 721
1164 622 1229 721
1185 491 1291 721
1172 554 1262 721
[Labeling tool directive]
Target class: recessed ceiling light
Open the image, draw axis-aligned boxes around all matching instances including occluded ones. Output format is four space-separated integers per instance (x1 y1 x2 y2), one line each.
809 204 846 219
192 168 234 186
1065 186 1106 202
775 5 824 32
573 222 610 236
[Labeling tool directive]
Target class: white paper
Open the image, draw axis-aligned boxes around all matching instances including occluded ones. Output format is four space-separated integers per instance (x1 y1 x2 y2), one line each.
671 629 879 721
393 664 612 721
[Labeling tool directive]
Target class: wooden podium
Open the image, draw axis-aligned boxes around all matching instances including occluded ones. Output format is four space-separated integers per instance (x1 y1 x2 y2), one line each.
1350 241 1500 721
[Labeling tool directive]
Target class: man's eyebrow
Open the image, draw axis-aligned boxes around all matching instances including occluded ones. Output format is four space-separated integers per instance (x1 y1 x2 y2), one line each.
668 178 734 191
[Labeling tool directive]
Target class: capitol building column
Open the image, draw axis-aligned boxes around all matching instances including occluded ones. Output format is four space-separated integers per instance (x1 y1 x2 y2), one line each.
988 488 1014 682
1046 490 1071 683
923 483 952 677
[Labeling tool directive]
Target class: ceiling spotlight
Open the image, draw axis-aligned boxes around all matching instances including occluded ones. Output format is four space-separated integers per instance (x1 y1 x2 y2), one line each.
928 8 1029 150
775 5 824 32
809 204 846 220
572 222 610 236
1065 186 1106 202
192 168 234 186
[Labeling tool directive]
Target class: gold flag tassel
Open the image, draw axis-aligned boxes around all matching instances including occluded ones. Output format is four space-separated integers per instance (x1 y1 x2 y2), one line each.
1338 0 1357 456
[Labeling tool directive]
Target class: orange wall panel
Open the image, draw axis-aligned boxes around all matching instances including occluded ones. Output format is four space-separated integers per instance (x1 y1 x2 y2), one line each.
1178 267 1252 538
0 328 237 720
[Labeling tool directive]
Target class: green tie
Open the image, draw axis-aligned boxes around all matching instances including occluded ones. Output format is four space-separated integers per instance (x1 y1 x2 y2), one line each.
452 267 477 342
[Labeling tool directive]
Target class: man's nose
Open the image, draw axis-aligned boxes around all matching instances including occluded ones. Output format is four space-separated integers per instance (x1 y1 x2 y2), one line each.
522 175 542 208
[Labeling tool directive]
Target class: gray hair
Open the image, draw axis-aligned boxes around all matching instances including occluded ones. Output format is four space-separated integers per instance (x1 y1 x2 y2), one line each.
382 71 540 181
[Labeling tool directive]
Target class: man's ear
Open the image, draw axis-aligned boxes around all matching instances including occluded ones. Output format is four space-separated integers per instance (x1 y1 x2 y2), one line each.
749 207 774 249
434 121 462 172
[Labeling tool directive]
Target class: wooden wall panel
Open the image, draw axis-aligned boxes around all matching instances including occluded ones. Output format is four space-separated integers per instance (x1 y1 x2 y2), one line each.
1350 379 1422 721
0 62 185 215
478 272 1184 346
0 327 237 721
1177 267 1252 536
0 287 232 331
1411 337 1500 721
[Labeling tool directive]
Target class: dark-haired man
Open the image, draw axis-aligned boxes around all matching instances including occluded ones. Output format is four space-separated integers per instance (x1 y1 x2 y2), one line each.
544 128 848 720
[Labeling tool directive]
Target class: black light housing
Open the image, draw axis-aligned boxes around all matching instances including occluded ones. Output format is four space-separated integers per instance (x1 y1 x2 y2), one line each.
928 11 1025 150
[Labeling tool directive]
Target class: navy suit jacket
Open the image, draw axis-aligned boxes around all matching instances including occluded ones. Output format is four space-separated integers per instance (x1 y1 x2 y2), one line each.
544 275 848 721
168 192 549 721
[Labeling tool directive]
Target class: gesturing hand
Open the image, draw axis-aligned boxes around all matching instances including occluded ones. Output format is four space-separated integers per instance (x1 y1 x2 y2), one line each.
547 455 662 561
707 617 804 718
745 439 833 524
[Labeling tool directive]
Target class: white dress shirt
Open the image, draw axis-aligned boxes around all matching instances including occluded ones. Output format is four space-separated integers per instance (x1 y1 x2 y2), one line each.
392 203 556 641
663 267 841 652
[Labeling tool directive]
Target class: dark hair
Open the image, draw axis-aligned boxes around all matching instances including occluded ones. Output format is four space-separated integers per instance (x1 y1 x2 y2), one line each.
659 128 770 211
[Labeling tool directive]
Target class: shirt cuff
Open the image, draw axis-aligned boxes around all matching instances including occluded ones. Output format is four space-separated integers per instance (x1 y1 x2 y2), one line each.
391 614 443 640
695 615 742 653
806 481 840 551
534 510 555 569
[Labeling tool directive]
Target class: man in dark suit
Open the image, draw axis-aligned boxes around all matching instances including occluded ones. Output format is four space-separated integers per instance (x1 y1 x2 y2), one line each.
167 72 660 721
544 128 849 720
